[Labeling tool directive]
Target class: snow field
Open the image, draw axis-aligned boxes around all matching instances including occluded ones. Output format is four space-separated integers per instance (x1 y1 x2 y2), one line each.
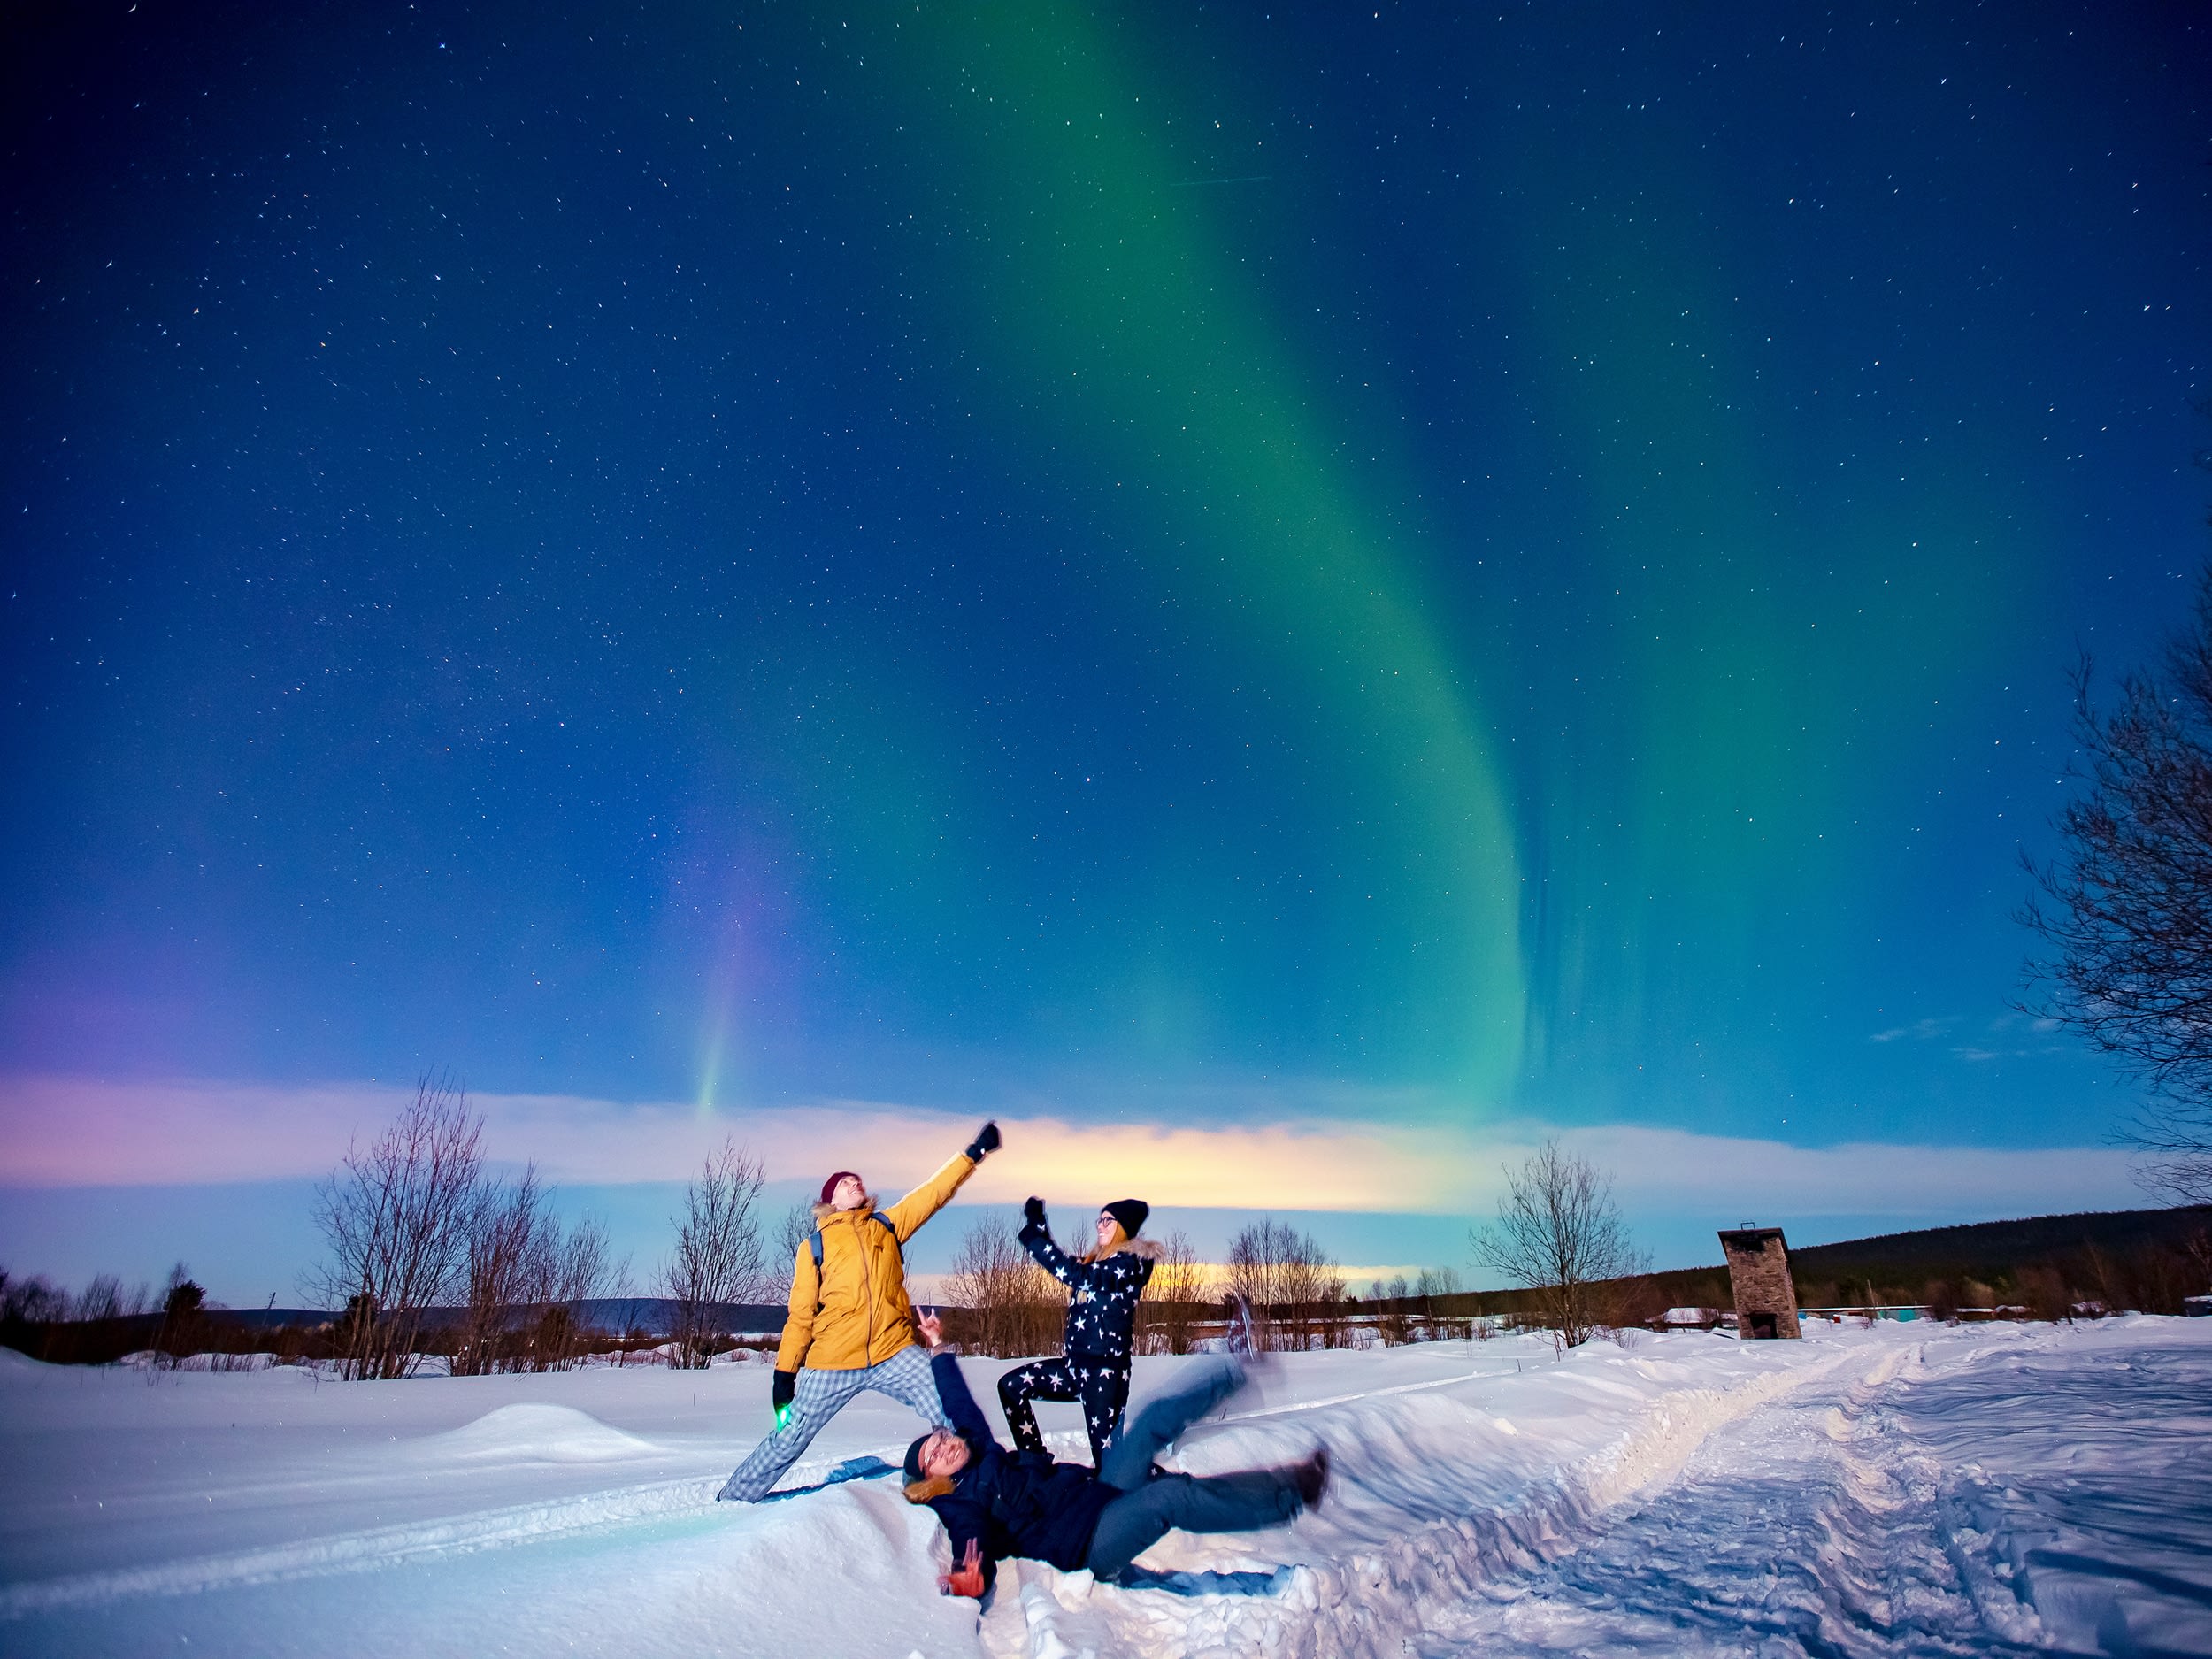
3 1320 2208 1657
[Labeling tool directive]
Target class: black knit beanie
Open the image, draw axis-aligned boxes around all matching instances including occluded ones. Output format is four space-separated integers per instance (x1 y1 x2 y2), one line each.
904 1432 932 1482
1102 1199 1149 1238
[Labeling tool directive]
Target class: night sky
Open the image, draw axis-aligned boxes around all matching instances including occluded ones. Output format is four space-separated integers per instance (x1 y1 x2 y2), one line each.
4 2 2208 1299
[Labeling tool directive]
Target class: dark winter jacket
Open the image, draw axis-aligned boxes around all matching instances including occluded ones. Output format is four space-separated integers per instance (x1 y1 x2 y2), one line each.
910 1351 1117 1594
1019 1223 1160 1365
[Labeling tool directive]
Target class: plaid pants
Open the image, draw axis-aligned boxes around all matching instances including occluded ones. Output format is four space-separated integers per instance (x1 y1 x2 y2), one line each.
716 1343 949 1502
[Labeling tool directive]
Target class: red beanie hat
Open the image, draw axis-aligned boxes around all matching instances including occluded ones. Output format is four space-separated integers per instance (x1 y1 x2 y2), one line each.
820 1171 861 1205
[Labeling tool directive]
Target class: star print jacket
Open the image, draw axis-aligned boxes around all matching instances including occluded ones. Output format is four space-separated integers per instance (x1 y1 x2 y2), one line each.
1018 1218 1162 1365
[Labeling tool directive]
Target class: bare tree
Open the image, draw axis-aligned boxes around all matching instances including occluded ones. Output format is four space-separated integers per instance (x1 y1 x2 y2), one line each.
1285 1239 1348 1349
1374 1274 1413 1346
459 1188 630 1375
307 1077 488 1379
943 1211 1063 1358
485 1201 629 1373
1224 1218 1341 1351
541 1211 627 1370
764 1199 817 1305
1470 1140 1647 1349
1137 1229 1208 1356
70 1274 129 1324
660 1140 769 1369
2022 565 2212 1203
1416 1266 1468 1342
452 1164 556 1377
1 1270 65 1325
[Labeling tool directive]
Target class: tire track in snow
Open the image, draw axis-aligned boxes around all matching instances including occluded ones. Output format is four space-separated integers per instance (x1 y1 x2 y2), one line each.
0 1415 964 1621
0 1474 729 1617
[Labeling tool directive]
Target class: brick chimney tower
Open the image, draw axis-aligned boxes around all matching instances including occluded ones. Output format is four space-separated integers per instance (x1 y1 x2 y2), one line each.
1717 1225 1801 1340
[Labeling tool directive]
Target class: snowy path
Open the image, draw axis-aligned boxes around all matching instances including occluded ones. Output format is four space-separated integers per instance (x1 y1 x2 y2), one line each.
1399 1325 2212 1657
2 1321 2207 1657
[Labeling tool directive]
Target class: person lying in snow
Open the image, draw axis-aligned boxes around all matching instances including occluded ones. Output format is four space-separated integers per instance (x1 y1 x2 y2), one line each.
998 1196 1160 1464
716 1122 1001 1502
903 1312 1327 1598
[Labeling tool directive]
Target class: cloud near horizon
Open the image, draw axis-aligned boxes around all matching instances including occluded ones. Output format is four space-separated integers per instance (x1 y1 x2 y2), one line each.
0 1074 2146 1225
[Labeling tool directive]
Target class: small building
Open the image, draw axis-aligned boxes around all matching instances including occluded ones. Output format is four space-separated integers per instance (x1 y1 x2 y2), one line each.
1800 1303 1933 1325
1717 1225 1802 1340
1647 1306 1726 1333
2185 1294 2211 1319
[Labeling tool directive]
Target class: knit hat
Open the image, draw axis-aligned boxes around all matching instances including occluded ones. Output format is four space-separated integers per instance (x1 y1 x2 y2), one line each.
1101 1199 1149 1238
902 1431 964 1504
820 1170 861 1205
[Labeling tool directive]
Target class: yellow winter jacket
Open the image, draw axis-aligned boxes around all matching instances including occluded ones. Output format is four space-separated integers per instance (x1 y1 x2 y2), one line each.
775 1151 978 1372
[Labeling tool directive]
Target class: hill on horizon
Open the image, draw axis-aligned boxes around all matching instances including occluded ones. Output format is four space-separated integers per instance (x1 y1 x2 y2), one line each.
1617 1203 2211 1317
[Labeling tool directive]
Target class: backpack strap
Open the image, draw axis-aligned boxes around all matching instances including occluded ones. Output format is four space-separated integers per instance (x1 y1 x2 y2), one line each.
808 1214 905 1314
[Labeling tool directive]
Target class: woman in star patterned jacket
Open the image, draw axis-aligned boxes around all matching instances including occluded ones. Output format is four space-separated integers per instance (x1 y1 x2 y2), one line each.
1000 1197 1160 1463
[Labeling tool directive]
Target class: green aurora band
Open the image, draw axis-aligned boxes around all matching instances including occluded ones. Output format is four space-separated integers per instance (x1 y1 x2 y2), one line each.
683 4 2066 1120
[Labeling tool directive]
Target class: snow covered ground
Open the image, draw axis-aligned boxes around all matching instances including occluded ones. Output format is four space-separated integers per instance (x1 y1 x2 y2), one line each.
2 1317 2206 1657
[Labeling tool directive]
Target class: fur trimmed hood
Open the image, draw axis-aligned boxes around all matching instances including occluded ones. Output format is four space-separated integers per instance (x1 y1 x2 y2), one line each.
1079 1233 1165 1265
810 1194 879 1226
902 1472 957 1504
775 1148 979 1375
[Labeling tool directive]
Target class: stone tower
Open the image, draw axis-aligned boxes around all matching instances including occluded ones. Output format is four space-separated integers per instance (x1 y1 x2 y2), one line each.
1717 1225 1801 1340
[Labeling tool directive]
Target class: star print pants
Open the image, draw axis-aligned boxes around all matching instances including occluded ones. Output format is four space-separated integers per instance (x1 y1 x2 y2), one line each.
715 1344 949 1502
997 1355 1131 1464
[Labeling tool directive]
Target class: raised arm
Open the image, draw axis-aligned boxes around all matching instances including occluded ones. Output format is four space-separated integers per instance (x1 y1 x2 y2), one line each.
881 1120 998 1242
1018 1198 1087 1291
927 1348 996 1448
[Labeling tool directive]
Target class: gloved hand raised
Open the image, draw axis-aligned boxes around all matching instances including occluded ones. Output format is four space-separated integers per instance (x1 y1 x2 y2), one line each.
771 1369 796 1429
1022 1195 1047 1229
965 1120 1002 1162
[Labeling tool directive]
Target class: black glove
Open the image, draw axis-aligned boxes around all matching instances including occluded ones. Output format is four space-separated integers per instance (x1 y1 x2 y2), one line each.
771 1369 796 1426
965 1120 1001 1161
1023 1195 1047 1229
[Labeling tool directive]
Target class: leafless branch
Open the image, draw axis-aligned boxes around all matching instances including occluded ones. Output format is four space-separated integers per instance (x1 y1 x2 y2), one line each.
658 1140 768 1369
2021 567 2212 1204
1470 1139 1646 1348
305 1075 487 1379
1137 1229 1208 1355
1225 1217 1345 1350
943 1211 1062 1358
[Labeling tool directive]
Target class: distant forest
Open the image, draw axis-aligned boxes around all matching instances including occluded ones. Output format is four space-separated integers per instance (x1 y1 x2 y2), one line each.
5 1206 2207 1368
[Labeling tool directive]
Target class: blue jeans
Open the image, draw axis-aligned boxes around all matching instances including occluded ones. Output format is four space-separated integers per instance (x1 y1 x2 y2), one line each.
1084 1357 1306 1578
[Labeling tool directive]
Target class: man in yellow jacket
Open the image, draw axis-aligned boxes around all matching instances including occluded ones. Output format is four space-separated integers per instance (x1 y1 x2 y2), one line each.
716 1121 1000 1502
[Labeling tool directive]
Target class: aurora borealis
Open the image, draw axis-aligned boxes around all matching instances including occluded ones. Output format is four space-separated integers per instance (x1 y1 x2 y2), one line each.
3 3 2208 1295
